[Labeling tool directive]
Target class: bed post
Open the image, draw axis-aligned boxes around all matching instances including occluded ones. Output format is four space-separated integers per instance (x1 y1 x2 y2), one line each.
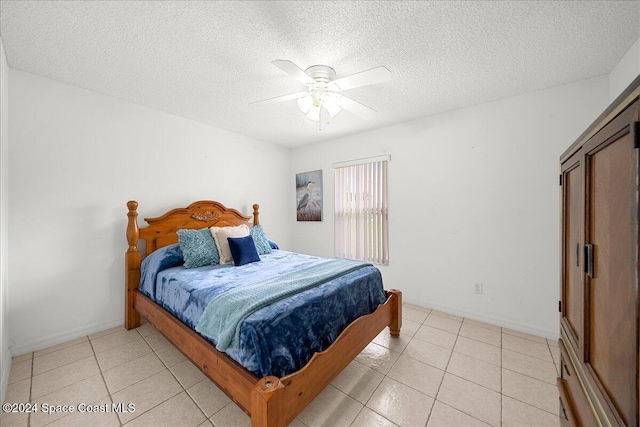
125 200 141 330
388 289 402 337
252 204 260 226
251 377 285 427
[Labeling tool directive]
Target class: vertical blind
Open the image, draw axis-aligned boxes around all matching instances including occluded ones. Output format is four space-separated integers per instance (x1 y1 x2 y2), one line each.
334 158 389 265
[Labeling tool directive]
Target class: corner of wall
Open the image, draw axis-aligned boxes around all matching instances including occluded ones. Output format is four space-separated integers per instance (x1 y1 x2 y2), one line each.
0 37 10 404
0 349 10 405
609 36 640 101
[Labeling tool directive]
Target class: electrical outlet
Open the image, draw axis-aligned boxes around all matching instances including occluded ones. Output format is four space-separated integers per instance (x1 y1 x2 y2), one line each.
474 283 483 295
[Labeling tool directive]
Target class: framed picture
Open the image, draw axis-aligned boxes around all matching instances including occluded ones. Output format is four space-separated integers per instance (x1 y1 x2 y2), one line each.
296 170 323 221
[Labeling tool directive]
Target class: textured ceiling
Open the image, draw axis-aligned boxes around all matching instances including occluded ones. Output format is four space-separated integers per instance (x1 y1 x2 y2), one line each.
1 1 639 148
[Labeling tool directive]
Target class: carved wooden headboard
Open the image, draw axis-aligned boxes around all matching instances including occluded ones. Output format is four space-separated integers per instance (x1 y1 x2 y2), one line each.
126 200 260 257
124 200 259 329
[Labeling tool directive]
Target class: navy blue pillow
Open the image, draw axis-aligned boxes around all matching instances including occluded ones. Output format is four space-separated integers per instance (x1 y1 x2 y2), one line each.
268 239 279 250
227 235 261 266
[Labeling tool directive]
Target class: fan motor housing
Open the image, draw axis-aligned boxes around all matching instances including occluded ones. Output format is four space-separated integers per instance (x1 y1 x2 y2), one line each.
304 65 337 83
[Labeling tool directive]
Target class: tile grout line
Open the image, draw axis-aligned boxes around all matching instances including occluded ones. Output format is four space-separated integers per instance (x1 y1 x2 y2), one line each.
500 326 503 427
410 309 437 424
29 337 118 427
137 325 228 425
500 394 562 418
68 328 178 426
433 317 502 427
28 341 94 378
145 333 211 425
96 328 206 426
350 332 401 426
424 316 462 427
353 322 422 427
410 313 508 427
28 352 33 427
501 335 561 419
395 310 501 426
547 340 560 376
501 365 558 386
87 333 123 427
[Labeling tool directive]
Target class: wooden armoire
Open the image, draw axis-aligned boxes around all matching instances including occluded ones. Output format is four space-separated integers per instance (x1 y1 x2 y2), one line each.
558 74 640 427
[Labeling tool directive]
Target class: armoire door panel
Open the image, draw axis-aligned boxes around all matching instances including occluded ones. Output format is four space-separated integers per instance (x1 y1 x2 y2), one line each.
561 156 583 354
585 128 638 426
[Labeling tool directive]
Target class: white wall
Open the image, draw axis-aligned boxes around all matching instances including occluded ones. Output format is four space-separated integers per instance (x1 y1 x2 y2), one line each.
609 36 640 101
7 69 292 355
0 39 10 404
291 76 610 338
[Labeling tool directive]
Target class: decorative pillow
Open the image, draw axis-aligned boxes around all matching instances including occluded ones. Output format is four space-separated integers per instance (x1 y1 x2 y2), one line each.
177 228 220 268
250 225 272 255
268 239 279 250
210 224 250 265
227 235 261 266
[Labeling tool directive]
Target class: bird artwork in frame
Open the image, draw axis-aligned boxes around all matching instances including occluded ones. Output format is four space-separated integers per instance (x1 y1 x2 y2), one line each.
296 170 323 221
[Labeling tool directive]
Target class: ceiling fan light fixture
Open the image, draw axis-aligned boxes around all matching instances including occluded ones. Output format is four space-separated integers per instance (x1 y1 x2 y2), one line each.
296 94 312 113
322 93 342 118
297 90 342 121
306 106 321 122
254 60 391 125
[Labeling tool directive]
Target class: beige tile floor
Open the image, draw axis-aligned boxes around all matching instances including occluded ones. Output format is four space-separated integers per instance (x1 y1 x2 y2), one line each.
2 304 561 427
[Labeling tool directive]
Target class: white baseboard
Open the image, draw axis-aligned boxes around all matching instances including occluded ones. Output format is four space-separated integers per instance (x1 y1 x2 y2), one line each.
0 346 11 404
9 318 123 357
403 296 560 340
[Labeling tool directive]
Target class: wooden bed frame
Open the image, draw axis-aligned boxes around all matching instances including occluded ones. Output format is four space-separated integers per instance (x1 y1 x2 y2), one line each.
125 200 402 426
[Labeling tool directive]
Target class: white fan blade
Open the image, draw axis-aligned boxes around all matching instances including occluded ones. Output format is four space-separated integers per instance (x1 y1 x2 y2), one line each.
271 60 316 86
249 91 307 107
336 95 378 120
331 66 391 92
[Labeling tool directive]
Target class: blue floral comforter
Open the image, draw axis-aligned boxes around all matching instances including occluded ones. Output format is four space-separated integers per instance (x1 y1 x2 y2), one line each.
139 245 386 377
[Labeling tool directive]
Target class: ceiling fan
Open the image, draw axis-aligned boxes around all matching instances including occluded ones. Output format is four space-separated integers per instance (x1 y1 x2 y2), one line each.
251 60 391 123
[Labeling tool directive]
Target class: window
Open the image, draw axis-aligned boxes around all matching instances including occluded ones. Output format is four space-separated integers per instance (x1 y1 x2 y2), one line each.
334 156 389 265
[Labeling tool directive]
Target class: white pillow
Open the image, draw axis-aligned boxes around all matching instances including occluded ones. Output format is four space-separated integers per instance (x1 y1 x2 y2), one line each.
210 225 250 265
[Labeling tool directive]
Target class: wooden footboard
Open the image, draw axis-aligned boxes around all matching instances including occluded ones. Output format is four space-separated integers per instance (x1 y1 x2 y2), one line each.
270 289 402 426
132 287 401 426
133 291 259 412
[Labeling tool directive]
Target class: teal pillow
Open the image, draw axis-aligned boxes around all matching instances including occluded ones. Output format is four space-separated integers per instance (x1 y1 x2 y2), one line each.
176 228 220 268
250 225 272 255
